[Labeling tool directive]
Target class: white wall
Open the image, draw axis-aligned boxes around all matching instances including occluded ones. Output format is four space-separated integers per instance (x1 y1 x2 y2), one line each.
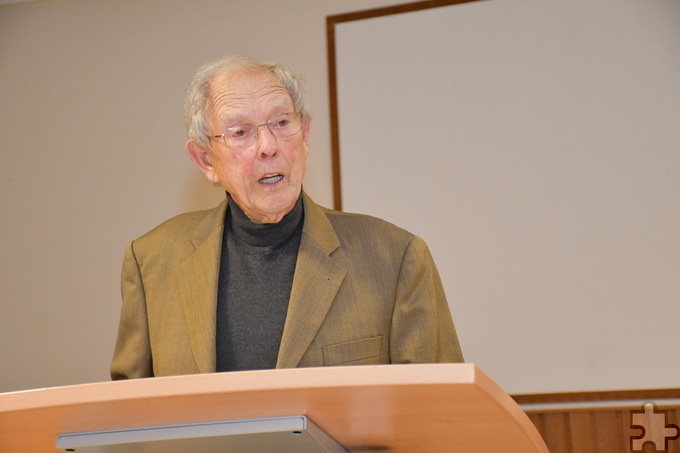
0 0 399 393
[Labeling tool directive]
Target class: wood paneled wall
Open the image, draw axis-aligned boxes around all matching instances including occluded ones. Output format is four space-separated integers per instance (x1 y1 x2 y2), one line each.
513 389 680 453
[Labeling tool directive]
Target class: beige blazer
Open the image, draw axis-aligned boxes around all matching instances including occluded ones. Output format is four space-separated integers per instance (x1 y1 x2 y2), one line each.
111 193 463 379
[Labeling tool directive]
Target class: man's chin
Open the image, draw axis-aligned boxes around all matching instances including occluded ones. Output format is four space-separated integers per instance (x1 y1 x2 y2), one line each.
250 200 298 224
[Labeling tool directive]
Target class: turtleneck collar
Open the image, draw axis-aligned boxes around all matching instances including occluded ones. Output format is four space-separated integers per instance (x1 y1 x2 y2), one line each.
226 192 304 247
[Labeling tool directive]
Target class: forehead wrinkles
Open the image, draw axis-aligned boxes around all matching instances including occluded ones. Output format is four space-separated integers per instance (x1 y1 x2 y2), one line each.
209 71 293 124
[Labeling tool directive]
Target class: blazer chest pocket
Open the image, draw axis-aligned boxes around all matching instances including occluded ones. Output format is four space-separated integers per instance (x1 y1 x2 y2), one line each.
322 336 382 366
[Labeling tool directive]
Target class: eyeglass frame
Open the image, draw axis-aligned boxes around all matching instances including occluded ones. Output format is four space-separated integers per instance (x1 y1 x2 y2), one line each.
210 112 304 150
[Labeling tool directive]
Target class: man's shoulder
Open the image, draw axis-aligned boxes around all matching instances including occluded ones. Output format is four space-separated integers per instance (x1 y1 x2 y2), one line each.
315 203 416 247
133 201 226 248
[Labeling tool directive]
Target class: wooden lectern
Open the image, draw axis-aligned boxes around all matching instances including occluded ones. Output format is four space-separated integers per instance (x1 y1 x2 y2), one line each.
0 364 548 452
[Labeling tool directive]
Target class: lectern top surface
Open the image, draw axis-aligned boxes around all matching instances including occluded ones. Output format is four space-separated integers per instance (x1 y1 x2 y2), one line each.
0 364 548 452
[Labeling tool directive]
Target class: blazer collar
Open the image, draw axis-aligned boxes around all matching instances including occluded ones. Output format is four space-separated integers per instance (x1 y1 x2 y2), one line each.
276 193 347 368
179 198 228 373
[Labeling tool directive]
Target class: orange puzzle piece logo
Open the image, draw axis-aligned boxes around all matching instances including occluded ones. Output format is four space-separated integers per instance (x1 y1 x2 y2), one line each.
630 402 680 452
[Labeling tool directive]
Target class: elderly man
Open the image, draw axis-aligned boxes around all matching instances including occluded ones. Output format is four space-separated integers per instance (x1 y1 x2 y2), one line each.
111 55 463 379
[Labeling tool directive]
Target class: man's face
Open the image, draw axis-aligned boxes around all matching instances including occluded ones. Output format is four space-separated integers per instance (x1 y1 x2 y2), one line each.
187 69 310 224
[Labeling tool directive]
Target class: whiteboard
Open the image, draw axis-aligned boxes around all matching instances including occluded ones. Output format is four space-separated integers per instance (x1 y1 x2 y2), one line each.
332 0 680 393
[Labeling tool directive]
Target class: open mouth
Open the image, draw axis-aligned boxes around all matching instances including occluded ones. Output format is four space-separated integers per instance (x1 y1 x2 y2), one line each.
258 174 284 184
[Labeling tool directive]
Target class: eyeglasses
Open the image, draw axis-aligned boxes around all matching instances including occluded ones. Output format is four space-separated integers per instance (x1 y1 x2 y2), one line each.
212 112 303 150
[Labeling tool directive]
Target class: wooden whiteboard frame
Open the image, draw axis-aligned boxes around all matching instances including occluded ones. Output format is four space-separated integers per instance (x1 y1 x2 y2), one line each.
326 0 483 211
323 0 680 395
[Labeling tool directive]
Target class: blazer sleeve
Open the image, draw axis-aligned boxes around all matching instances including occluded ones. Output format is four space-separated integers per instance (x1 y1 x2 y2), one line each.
390 236 464 363
110 241 154 379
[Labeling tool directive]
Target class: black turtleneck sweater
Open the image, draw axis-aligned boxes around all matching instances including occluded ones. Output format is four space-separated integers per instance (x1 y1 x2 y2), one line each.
216 194 304 372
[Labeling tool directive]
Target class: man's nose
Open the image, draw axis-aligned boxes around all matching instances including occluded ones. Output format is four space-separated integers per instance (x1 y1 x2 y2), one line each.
254 124 279 157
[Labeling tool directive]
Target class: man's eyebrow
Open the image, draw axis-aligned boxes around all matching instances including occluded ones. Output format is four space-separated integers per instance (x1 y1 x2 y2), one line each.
220 105 295 127
213 111 248 129
222 117 248 127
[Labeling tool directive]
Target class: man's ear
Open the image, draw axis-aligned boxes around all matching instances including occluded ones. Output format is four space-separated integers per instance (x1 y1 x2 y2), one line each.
302 115 312 154
186 140 219 184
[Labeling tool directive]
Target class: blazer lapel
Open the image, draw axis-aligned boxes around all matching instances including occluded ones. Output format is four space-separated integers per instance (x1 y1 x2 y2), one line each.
276 194 347 368
178 199 228 373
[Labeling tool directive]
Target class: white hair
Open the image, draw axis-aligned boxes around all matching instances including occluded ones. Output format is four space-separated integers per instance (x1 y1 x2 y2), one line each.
183 55 308 146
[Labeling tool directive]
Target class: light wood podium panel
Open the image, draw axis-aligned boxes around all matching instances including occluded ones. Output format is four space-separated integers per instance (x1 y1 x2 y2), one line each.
0 364 547 452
